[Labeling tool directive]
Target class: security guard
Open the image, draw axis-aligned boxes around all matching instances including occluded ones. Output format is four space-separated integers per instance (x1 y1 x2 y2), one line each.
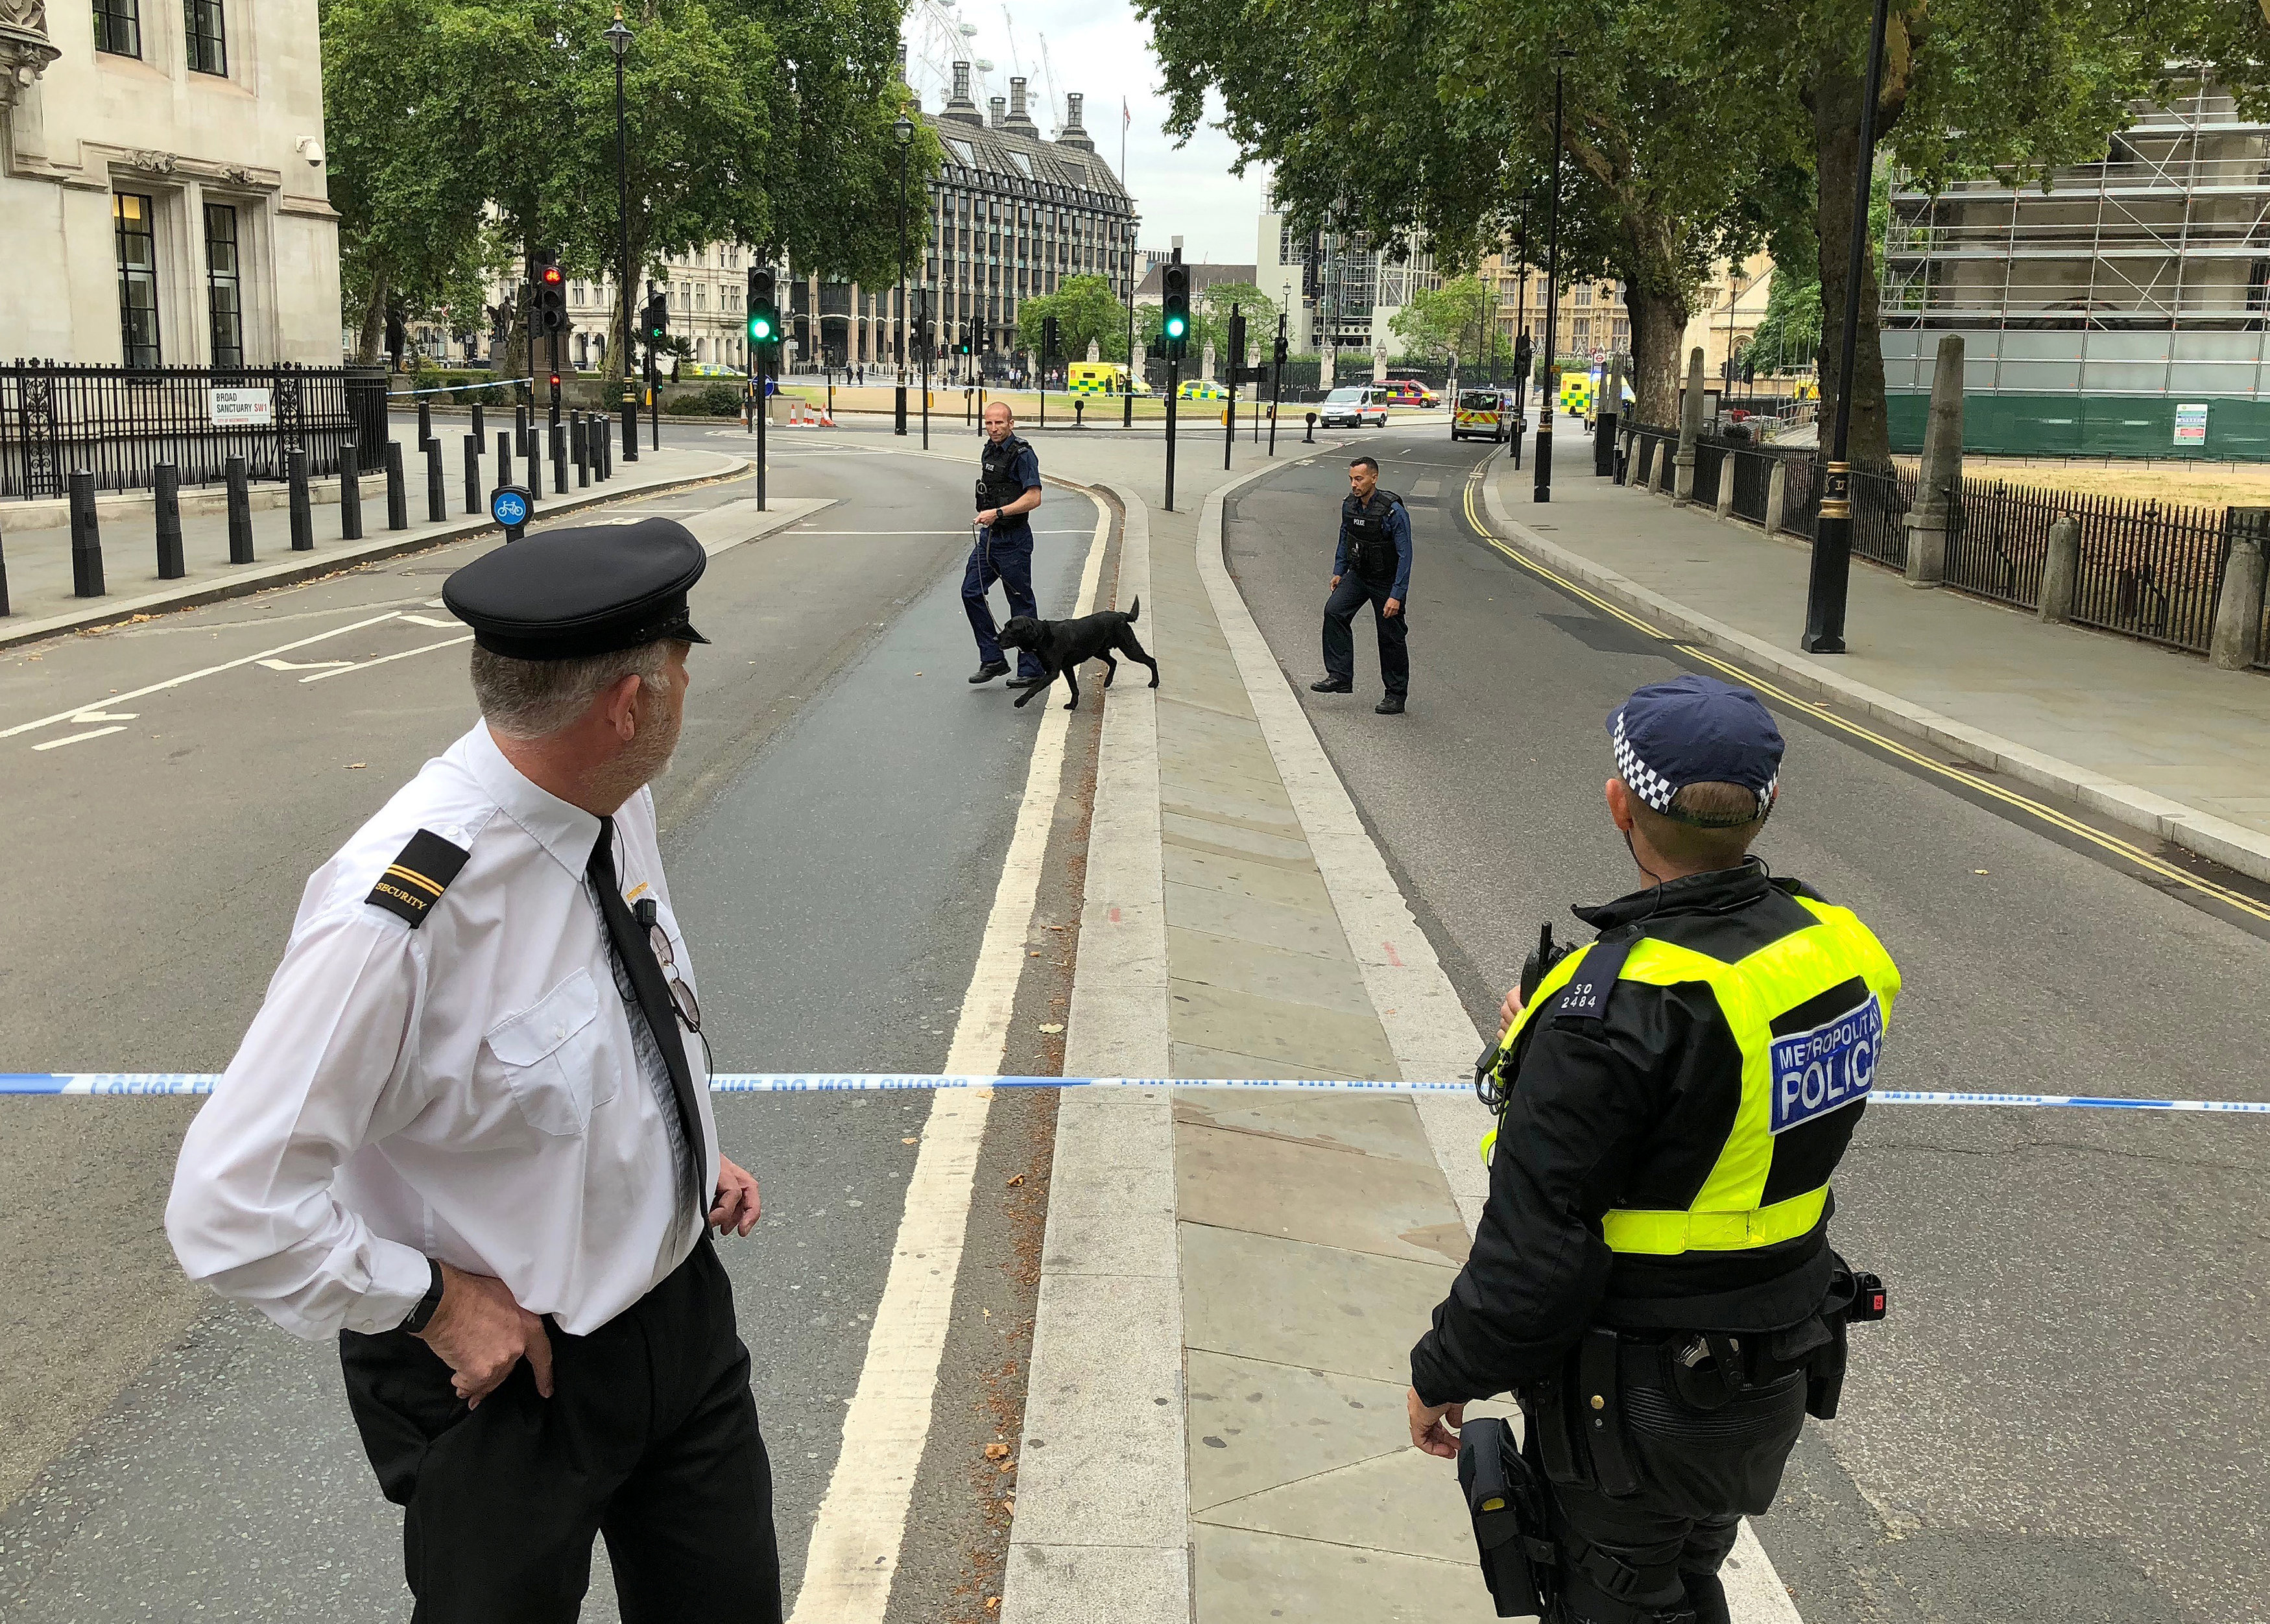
1406 675 1900 1624
1311 454 1413 713
166 519 782 1623
964 400 1047 687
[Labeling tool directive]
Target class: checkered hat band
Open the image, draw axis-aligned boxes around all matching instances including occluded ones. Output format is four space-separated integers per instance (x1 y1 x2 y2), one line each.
1612 713 1771 824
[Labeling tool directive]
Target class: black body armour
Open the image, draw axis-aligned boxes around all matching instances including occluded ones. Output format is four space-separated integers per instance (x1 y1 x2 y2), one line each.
977 433 1033 525
1342 488 1402 583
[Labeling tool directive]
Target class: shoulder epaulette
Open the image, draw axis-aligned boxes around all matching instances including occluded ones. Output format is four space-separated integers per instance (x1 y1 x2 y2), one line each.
366 830 472 927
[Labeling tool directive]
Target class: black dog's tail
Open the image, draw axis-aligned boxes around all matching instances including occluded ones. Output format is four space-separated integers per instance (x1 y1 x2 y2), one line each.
1125 595 1141 624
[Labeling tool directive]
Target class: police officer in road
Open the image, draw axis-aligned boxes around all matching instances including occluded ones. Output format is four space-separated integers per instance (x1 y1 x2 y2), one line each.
166 519 783 1623
964 400 1047 688
1406 675 1900 1624
1311 454 1413 714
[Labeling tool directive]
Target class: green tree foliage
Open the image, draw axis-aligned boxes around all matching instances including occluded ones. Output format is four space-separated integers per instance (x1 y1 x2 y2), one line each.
321 0 937 377
1016 274 1134 364
1388 276 1493 368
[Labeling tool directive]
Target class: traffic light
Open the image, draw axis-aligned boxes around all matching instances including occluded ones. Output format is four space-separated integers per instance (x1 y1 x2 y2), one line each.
643 289 670 346
1273 333 1289 366
1161 261 1190 347
1040 313 1060 362
746 267 778 345
532 250 567 335
1226 308 1247 370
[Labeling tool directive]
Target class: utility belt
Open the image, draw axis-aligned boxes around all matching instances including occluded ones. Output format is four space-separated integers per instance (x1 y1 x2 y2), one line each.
1456 1261 1886 1619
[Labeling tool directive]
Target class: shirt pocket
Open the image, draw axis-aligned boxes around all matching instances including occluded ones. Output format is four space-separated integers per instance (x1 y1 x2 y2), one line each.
484 968 611 1137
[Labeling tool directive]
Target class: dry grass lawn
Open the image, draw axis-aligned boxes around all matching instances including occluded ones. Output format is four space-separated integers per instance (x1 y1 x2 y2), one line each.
1895 454 2270 511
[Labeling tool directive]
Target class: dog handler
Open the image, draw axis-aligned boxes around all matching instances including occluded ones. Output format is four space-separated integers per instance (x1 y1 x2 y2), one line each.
964 400 1047 687
1311 455 1413 714
165 520 782 1623
1407 675 1900 1624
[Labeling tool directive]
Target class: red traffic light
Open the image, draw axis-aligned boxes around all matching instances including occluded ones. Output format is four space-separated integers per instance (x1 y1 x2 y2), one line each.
542 266 563 285
548 372 562 387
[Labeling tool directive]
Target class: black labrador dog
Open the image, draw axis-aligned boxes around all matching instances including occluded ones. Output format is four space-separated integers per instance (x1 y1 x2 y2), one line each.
996 597 1160 710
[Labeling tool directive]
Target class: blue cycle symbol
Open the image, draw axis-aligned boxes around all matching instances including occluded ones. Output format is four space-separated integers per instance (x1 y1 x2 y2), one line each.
491 488 530 528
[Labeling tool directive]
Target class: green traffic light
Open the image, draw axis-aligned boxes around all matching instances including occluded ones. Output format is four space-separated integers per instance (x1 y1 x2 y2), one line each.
1164 313 1187 339
749 316 774 341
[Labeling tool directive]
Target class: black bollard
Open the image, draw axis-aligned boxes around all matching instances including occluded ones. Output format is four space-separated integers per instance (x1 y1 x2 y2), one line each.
68 469 103 597
287 449 313 549
462 434 481 514
340 444 364 541
515 405 531 462
590 415 606 482
573 416 590 488
1304 410 1316 445
0 508 10 616
417 399 433 449
497 431 514 493
384 440 409 531
472 400 486 448
154 462 186 578
225 456 254 562
620 400 638 464
550 423 567 496
425 438 446 522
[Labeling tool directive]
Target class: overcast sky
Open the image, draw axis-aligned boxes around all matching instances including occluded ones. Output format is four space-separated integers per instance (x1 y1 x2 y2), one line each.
902 0 1266 266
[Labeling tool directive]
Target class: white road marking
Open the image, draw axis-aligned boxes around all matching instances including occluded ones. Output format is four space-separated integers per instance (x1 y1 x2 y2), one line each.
0 612 404 740
298 635 474 683
256 658 354 673
399 614 460 628
31 726 126 751
786 490 1110 1624
66 710 138 724
785 528 1090 537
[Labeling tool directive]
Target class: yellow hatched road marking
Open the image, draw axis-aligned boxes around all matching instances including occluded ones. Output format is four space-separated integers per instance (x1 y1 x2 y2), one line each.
1459 465 2270 924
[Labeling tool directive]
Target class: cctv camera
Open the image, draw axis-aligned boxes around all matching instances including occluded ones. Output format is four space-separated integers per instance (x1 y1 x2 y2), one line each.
297 136 325 167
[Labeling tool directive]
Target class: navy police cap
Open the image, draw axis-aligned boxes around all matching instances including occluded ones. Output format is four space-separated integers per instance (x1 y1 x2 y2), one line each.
444 518 710 660
1607 674 1784 826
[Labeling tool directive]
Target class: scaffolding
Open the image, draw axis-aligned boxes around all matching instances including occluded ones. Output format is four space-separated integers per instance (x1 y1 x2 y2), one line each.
1882 87 2270 403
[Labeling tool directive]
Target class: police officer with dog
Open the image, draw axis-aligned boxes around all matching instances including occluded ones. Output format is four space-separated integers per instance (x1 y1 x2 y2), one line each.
1406 675 1898 1624
964 401 1047 689
1311 454 1413 714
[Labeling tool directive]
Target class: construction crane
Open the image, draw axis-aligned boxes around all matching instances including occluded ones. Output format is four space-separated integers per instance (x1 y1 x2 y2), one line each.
1034 34 1066 137
904 0 996 111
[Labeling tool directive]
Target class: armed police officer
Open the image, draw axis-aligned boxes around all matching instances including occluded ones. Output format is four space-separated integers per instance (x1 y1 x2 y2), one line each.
1406 675 1899 1624
1311 455 1413 714
964 401 1047 689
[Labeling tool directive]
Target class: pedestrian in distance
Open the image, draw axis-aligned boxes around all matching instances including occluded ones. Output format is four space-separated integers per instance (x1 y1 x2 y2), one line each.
1407 675 1900 1624
1311 454 1413 714
165 519 783 1624
963 400 1047 689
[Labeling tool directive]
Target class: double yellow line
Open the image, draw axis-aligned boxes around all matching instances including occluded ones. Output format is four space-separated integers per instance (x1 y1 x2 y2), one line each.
1459 466 2270 924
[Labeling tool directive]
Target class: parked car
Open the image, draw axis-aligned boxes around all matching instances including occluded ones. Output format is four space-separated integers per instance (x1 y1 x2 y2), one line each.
1317 385 1389 428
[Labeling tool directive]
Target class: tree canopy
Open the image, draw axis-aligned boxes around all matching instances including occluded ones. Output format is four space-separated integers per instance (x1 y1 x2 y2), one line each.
1016 275 1134 364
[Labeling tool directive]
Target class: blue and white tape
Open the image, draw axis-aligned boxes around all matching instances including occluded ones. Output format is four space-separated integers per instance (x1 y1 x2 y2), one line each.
0 1073 2265 1114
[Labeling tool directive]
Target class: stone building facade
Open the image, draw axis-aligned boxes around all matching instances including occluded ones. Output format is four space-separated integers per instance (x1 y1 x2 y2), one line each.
1 0 341 363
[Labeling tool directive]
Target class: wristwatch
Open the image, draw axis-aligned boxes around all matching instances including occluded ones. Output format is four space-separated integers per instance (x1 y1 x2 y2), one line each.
401 1258 446 1335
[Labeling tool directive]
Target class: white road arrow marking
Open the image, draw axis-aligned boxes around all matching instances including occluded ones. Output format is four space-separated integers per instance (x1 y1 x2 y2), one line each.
32 726 126 752
299 635 473 682
399 614 460 628
66 710 139 724
256 658 355 672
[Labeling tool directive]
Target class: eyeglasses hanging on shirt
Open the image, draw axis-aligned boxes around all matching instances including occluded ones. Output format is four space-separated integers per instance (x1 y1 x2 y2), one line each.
632 897 701 1033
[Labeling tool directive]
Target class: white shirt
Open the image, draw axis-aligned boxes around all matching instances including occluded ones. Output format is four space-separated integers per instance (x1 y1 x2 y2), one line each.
165 722 715 1339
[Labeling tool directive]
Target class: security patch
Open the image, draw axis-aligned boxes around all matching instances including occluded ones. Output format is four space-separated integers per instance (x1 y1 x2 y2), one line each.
365 830 471 927
1769 993 1884 1133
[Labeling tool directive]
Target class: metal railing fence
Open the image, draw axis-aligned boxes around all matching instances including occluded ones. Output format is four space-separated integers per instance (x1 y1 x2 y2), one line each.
1848 466 1916 572
1692 440 1726 509
1 361 389 500
1727 446 1779 525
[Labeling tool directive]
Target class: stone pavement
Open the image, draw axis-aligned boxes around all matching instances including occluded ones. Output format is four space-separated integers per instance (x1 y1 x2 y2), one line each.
1003 434 1801 1624
1482 446 2270 882
0 438 743 649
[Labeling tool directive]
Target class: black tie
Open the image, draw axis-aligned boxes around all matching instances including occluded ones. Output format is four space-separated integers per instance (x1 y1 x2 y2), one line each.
587 815 710 1220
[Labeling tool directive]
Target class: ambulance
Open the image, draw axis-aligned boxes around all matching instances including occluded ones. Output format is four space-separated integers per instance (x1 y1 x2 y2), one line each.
1066 361 1151 398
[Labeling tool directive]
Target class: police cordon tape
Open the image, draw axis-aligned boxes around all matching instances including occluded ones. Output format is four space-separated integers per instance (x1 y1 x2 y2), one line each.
1 1073 2267 1112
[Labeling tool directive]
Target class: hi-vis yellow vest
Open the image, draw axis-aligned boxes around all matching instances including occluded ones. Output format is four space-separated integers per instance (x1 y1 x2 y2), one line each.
1481 895 1900 1257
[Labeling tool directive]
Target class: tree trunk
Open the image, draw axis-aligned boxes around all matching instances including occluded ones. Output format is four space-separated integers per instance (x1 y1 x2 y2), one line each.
1811 58 1893 470
1624 285 1690 428
355 272 390 366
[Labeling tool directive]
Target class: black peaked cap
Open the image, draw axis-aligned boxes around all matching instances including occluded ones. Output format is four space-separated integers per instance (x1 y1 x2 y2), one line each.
444 518 710 660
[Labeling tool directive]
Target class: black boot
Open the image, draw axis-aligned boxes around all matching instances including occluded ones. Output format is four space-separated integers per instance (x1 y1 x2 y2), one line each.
1309 676 1353 693
1376 694 1405 715
968 660 1010 684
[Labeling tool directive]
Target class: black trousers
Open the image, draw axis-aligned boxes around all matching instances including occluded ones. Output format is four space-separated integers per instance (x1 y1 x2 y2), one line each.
340 1237 783 1624
1322 573 1409 695
1534 1358 1807 1623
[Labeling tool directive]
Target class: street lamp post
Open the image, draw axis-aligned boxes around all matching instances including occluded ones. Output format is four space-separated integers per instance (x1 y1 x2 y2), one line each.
1535 53 1571 503
893 115 913 436
1801 0 1891 654
606 9 635 462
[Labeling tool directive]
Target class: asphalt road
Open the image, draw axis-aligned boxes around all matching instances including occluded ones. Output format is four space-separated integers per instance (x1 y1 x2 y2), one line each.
0 418 1103 1619
1223 425 2269 1624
